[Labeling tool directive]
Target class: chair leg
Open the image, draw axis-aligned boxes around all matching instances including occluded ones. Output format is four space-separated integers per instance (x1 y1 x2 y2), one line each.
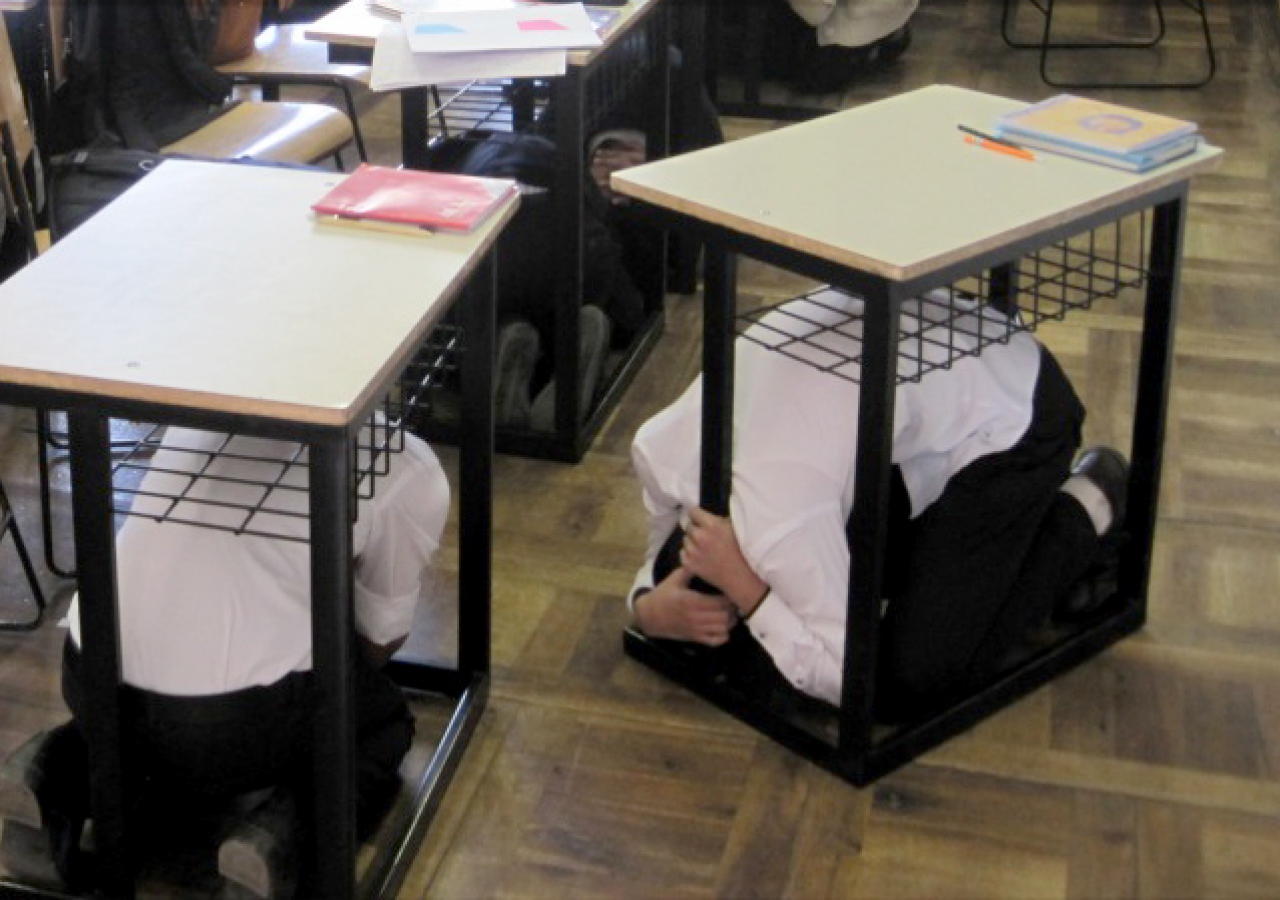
1003 0 1215 89
0 475 47 631
337 83 368 162
35 411 75 579
1003 0 1166 49
430 86 449 139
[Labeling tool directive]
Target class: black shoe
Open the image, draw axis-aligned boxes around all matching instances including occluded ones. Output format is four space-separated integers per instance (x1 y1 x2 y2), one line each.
0 726 93 893
1054 529 1127 622
217 787 299 900
0 732 47 831
530 305 613 432
790 41 864 95
866 23 912 70
494 319 540 430
789 23 912 94
1070 446 1129 538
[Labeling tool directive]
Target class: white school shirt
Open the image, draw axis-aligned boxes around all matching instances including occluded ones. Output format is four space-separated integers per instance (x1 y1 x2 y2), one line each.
786 0 918 48
69 426 450 696
630 289 1042 705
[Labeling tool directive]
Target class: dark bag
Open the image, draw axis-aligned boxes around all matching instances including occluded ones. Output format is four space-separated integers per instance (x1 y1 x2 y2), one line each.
46 0 111 155
109 3 235 151
425 131 645 346
188 0 269 66
46 148 166 241
46 149 316 242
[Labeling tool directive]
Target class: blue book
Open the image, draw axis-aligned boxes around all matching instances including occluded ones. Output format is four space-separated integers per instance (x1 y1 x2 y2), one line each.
995 94 1198 164
1006 131 1202 173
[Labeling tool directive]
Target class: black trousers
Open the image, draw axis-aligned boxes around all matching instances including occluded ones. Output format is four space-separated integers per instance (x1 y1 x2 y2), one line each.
874 346 1092 721
656 345 1094 724
60 637 414 839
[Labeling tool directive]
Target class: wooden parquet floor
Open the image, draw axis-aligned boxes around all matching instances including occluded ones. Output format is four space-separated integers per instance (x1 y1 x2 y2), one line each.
3 0 1280 897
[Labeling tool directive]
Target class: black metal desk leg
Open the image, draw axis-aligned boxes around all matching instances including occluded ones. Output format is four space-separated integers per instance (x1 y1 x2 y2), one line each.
399 87 432 170
989 263 1020 320
1125 194 1187 607
550 70 587 441
458 254 495 675
838 291 901 767
309 433 357 900
677 0 708 99
67 412 133 898
699 239 736 516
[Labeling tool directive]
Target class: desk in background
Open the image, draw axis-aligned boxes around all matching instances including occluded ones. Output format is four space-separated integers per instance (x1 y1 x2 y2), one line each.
612 84 1222 785
307 0 673 462
0 159 513 899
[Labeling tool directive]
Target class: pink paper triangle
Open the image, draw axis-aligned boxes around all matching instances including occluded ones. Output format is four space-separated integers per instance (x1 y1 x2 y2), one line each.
517 18 568 31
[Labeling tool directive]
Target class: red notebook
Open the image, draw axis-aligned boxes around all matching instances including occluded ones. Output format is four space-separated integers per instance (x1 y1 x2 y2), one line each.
311 164 518 234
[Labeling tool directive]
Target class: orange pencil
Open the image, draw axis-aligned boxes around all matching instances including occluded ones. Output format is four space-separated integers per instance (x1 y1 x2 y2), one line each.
963 134 1036 161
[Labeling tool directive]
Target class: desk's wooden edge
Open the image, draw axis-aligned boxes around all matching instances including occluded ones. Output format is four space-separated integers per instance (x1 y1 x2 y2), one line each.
897 150 1224 281
0 365 355 427
308 1 660 62
342 192 519 423
614 150 1224 284
0 197 518 431
609 177 913 280
303 23 376 49
569 0 661 67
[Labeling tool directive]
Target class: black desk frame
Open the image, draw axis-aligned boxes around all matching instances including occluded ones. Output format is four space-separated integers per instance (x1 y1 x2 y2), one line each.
330 1 672 462
698 0 835 123
624 183 1189 785
0 256 497 900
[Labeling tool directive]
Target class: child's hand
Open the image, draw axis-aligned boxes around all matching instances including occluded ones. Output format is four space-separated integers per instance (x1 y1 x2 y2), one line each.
633 566 736 646
682 508 770 618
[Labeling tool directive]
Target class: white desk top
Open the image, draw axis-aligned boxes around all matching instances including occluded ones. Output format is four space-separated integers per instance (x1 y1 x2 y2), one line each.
0 2 39 13
0 160 517 425
305 0 657 67
612 85 1223 282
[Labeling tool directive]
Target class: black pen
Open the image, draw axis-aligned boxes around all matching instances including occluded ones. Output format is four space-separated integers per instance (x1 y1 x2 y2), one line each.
957 124 1026 151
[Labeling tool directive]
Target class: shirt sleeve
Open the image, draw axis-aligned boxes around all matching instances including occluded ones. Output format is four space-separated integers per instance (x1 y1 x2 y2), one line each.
736 486 852 707
629 379 701 613
352 436 450 646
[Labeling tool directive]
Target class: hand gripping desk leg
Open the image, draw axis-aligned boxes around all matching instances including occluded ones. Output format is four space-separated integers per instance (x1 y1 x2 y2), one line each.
623 191 1188 785
611 86 1216 786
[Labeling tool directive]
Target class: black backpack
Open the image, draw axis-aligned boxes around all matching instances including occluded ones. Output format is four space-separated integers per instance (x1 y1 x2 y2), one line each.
49 1 236 154
425 131 646 349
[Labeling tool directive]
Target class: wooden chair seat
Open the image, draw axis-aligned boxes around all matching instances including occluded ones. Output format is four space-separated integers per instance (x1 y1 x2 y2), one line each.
162 100 354 166
216 25 370 161
218 25 370 83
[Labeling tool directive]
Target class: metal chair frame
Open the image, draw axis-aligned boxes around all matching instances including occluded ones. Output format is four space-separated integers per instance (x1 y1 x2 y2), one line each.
1001 0 1216 89
0 112 48 628
0 474 46 631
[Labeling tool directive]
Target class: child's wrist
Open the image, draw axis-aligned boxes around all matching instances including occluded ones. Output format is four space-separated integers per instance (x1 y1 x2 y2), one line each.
738 583 770 620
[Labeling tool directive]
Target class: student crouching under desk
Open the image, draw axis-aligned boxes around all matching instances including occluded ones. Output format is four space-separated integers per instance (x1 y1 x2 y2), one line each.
628 288 1128 724
1 425 451 899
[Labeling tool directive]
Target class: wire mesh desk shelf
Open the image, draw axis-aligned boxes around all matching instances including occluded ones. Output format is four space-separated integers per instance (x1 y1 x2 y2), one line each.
625 205 1166 785
411 4 669 462
106 325 462 544
737 211 1149 385
423 7 660 142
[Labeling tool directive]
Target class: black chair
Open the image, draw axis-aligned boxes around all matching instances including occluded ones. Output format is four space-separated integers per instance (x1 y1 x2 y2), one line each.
1001 0 1216 89
0 474 46 631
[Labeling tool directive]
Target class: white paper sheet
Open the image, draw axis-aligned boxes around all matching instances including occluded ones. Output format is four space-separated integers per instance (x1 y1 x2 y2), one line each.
402 3 601 53
370 20 566 91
